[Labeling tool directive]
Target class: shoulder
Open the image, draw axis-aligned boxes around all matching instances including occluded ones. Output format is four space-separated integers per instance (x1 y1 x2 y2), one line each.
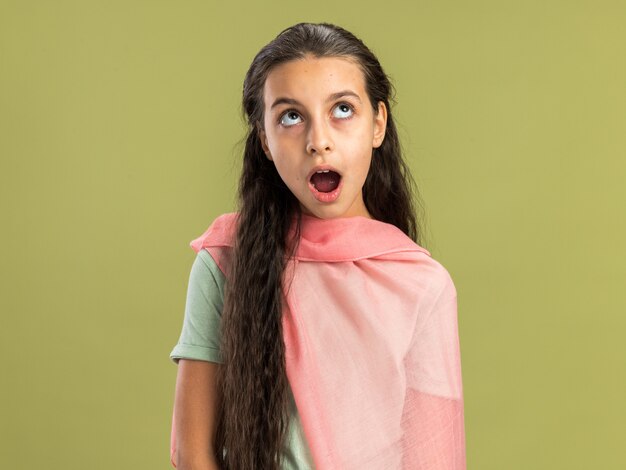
194 249 226 282
428 256 457 303
411 247 456 287
189 212 239 252
205 211 239 233
407 250 457 304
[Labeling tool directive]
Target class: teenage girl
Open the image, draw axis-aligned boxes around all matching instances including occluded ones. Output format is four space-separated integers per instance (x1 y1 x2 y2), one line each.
170 22 465 470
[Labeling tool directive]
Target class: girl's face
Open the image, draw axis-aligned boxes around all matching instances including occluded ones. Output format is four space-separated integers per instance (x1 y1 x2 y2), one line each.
258 55 387 219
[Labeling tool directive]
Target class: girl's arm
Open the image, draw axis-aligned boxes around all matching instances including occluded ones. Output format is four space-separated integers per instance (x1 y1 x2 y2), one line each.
173 358 221 470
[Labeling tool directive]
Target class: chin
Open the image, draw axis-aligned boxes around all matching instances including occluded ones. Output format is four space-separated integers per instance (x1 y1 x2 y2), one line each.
307 206 351 220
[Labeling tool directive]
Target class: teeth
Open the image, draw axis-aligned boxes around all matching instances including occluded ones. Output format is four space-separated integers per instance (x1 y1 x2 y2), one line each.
316 170 330 173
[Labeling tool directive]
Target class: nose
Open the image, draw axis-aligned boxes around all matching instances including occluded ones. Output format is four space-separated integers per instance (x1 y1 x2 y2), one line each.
305 117 334 155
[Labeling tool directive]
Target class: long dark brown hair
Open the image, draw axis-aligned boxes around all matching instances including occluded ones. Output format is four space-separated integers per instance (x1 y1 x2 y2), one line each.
213 22 426 469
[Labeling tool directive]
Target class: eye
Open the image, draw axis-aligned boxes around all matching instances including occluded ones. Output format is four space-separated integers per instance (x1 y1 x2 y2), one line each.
332 102 354 119
279 110 303 127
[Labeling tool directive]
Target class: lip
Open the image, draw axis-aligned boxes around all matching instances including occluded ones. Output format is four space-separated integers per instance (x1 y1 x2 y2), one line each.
307 166 344 203
307 164 343 183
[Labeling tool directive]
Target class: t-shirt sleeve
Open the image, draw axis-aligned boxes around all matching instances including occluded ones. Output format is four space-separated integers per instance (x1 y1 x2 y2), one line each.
401 267 466 468
406 273 462 398
169 249 226 364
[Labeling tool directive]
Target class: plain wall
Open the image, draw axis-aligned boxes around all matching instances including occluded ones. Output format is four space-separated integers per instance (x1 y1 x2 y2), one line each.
1 1 624 468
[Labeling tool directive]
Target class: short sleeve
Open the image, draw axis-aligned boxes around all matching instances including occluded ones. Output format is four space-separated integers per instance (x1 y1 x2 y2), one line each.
169 249 226 364
405 266 461 398
401 268 466 469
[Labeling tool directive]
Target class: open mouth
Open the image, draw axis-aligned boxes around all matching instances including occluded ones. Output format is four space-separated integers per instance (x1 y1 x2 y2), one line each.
310 170 341 193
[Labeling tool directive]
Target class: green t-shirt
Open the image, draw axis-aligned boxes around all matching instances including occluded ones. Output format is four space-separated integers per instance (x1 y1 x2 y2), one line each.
170 249 315 469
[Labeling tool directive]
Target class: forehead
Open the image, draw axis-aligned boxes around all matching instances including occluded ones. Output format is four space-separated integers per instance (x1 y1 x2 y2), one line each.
263 56 367 106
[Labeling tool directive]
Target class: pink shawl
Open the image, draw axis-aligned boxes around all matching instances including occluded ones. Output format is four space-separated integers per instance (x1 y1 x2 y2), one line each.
171 212 466 469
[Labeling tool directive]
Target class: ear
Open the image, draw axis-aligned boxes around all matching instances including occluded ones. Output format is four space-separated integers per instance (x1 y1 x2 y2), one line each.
372 101 387 149
257 124 273 161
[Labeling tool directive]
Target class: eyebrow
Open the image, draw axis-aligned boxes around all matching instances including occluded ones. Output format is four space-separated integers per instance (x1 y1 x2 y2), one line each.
270 90 362 110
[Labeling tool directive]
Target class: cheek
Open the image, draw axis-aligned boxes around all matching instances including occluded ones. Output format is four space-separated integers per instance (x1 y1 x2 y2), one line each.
273 158 302 183
345 122 374 147
360 152 374 177
267 129 300 156
355 144 375 178
346 130 374 163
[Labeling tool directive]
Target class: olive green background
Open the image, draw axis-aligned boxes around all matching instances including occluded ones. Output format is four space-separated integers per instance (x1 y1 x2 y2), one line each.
1 1 624 469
